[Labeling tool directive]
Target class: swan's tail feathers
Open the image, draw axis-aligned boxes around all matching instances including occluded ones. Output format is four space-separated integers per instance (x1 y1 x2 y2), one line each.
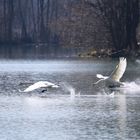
96 74 108 79
110 57 127 82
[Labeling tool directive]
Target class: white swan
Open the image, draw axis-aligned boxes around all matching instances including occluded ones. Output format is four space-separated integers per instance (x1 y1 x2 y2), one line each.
21 81 59 92
94 57 127 88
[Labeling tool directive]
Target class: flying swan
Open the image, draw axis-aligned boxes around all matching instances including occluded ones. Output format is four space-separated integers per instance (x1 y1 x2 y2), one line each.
94 57 127 88
20 81 59 92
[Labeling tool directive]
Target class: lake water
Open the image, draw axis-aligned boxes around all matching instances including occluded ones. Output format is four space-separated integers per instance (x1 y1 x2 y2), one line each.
0 59 140 140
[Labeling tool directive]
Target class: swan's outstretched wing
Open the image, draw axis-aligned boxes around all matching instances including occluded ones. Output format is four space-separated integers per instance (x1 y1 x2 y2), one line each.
110 57 127 82
23 81 59 92
23 81 45 92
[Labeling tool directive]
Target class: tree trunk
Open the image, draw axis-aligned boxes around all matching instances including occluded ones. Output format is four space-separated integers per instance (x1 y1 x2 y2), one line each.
18 0 27 41
46 0 50 44
7 0 14 42
3 0 7 41
126 0 139 53
30 0 37 41
39 0 45 42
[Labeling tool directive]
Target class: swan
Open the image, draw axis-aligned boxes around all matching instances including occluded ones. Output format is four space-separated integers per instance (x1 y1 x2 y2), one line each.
94 57 127 88
20 81 59 92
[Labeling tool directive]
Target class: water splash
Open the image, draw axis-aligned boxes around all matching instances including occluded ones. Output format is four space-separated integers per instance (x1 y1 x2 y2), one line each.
123 81 140 93
97 80 140 95
108 80 140 95
61 82 80 98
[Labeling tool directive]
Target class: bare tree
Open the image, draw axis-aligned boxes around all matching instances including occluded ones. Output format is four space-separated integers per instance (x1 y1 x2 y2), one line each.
18 0 28 41
39 0 46 41
30 0 37 41
3 0 7 41
7 0 14 42
85 0 139 56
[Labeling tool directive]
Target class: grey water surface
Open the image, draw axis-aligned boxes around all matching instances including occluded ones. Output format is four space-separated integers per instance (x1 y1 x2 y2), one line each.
0 59 140 140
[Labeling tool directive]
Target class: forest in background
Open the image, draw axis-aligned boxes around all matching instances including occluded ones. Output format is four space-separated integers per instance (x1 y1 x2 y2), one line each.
0 0 140 58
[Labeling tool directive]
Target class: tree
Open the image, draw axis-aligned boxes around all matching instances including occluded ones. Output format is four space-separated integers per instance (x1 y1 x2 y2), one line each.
18 0 28 41
85 0 140 56
39 0 45 41
56 0 110 49
7 0 14 42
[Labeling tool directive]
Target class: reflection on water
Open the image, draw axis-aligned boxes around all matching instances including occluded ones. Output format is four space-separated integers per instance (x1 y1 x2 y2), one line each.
116 95 127 140
0 59 140 140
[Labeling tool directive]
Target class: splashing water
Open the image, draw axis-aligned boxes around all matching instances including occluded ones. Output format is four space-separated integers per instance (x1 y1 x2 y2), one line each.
97 80 140 95
109 80 140 95
61 82 80 98
123 81 140 93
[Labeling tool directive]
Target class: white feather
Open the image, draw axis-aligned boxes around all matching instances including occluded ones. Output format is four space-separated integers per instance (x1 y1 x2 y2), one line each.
96 74 108 79
94 57 127 87
110 57 127 82
22 81 59 92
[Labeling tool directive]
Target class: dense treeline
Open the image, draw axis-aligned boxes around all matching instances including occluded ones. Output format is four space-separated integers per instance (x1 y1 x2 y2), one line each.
0 0 139 57
85 0 140 56
0 0 113 48
0 0 61 44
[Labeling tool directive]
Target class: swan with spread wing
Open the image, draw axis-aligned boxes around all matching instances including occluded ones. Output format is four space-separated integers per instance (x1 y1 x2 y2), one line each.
94 57 127 88
20 81 59 92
